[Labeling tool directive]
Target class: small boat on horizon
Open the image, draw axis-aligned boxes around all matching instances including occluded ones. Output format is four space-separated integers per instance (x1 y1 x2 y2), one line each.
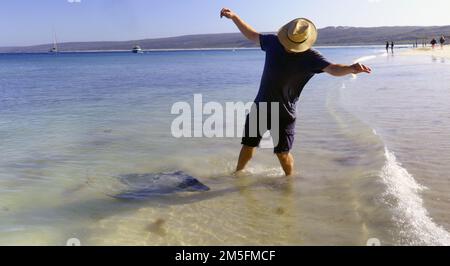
49 31 58 53
49 46 58 53
132 45 143 53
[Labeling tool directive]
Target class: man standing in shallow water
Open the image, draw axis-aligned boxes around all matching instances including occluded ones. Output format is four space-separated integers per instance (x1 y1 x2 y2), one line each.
220 8 372 176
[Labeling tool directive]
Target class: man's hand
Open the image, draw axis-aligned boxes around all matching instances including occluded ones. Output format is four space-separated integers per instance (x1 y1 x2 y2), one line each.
220 7 259 44
220 8 236 19
351 63 372 74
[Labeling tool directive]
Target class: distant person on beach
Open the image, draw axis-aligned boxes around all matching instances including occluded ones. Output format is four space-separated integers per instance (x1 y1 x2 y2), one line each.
391 41 394 53
431 38 437 49
440 36 446 48
220 8 372 176
386 41 390 52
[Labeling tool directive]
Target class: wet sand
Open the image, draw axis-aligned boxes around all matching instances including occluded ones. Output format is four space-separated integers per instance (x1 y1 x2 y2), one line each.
402 46 450 59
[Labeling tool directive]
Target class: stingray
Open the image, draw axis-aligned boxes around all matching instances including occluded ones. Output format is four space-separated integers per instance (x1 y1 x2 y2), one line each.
112 171 210 200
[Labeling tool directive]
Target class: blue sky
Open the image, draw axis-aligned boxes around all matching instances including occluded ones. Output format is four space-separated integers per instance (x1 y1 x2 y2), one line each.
1 0 450 46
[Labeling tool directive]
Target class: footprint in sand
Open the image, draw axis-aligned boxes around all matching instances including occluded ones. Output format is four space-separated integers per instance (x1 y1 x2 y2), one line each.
275 207 286 215
146 218 167 237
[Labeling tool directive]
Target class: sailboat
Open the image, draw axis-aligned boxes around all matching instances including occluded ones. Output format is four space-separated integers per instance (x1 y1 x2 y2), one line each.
49 31 58 53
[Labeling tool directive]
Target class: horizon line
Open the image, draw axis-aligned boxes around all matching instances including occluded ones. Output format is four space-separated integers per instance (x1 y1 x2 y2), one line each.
2 24 449 49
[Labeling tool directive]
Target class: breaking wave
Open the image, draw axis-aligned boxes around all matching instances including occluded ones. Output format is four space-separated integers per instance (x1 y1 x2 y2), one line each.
380 146 450 245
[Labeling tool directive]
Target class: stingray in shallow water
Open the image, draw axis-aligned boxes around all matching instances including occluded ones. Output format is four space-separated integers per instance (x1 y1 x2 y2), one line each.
112 171 210 200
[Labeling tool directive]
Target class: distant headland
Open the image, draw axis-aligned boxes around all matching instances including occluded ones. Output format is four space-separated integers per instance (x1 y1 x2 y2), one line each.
1 25 449 53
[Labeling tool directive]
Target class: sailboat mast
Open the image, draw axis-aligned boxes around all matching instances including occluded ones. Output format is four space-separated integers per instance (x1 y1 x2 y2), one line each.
53 30 58 51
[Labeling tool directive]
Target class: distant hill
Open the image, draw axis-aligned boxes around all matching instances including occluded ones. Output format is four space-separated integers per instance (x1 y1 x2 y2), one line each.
1 26 449 53
317 26 450 45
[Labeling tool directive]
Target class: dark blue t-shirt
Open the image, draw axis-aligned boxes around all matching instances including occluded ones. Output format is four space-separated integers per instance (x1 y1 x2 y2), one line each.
255 34 331 121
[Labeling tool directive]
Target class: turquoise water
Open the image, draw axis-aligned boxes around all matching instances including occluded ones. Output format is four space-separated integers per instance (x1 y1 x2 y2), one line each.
0 48 449 245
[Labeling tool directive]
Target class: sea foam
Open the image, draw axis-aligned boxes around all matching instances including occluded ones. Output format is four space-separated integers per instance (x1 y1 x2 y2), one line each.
380 147 450 245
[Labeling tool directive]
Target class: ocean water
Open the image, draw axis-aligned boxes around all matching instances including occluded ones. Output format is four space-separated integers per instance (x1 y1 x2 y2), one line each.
0 48 449 246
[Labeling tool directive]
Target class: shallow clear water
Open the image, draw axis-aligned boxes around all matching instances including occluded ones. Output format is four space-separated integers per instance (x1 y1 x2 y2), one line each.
340 53 450 245
0 48 449 246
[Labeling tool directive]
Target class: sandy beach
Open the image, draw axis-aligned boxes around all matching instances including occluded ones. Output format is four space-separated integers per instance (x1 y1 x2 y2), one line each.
403 45 450 59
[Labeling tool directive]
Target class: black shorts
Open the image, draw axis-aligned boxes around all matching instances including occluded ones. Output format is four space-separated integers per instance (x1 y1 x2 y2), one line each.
241 112 296 154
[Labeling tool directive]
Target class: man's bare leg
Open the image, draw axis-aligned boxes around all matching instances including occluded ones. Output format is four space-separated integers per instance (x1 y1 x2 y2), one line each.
276 152 294 176
236 145 256 173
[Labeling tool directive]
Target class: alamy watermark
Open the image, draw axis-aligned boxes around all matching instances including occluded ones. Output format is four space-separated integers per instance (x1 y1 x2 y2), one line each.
170 94 280 149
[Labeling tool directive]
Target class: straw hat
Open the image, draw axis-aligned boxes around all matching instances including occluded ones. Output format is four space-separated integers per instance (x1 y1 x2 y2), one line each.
277 18 318 53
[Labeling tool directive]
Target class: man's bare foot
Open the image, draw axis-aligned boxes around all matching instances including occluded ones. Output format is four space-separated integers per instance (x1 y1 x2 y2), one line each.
232 170 251 178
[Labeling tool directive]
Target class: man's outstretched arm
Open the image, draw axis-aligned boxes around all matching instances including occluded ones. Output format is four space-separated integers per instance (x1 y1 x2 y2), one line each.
324 63 372 77
220 8 260 44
